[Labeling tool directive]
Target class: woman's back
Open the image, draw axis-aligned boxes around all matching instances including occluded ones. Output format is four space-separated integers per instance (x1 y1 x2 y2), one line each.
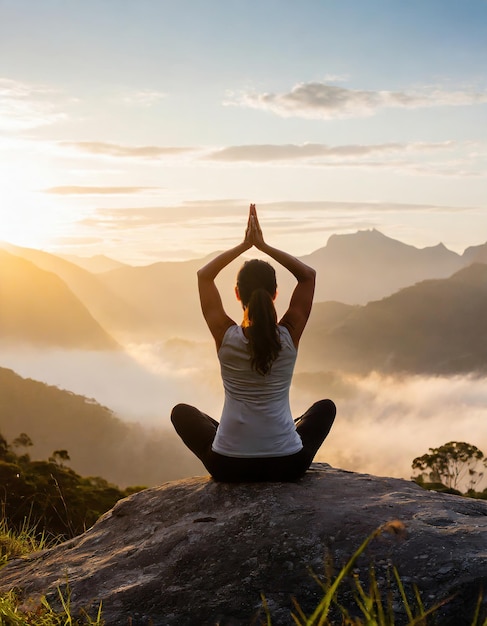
218 324 296 402
213 324 302 457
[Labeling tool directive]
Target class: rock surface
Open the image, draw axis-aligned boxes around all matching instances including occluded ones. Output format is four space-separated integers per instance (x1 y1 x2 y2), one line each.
1 464 487 625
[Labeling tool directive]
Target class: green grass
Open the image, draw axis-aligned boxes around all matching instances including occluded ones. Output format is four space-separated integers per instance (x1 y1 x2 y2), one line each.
0 586 103 626
1 519 103 625
0 517 56 568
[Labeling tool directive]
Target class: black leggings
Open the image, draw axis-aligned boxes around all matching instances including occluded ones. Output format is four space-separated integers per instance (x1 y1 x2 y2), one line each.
170 399 336 482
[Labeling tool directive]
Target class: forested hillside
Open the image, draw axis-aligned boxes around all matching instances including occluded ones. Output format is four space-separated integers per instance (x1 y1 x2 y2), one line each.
0 368 201 487
0 431 138 537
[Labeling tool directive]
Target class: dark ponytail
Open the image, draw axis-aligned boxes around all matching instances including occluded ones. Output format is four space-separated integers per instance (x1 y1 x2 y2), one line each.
236 260 281 376
247 288 281 375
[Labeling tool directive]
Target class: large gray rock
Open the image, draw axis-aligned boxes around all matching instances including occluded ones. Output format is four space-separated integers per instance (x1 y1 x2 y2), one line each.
1 464 486 625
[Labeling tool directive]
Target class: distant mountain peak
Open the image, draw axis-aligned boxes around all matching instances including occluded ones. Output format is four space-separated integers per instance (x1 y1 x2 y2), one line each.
328 228 383 240
324 228 411 253
425 242 447 250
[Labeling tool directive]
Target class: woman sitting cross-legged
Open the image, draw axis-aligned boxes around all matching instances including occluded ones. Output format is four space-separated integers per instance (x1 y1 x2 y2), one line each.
171 203 336 482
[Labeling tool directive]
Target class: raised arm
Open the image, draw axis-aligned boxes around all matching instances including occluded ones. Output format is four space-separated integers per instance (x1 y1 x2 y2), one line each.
197 208 253 349
249 205 316 347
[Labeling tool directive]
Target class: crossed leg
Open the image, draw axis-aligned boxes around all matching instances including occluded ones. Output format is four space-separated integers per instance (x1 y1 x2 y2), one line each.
171 398 336 481
294 399 336 464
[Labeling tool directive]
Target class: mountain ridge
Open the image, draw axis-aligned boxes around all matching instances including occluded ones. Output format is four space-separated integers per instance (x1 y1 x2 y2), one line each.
0 243 147 341
0 366 200 486
299 262 487 375
0 250 119 350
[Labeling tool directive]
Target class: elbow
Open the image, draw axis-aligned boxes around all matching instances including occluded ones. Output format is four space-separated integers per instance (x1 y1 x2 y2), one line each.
197 267 212 283
297 266 315 286
304 266 316 284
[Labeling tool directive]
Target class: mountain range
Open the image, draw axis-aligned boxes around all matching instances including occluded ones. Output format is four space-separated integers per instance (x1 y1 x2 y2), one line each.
1 230 487 375
303 229 466 303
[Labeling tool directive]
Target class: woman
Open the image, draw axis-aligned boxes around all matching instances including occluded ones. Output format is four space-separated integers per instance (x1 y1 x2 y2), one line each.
171 204 336 482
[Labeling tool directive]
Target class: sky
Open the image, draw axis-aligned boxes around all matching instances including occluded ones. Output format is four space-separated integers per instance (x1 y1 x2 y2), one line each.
1 0 487 264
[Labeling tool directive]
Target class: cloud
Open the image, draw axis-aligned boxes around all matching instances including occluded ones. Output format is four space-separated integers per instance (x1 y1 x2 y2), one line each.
264 200 464 212
0 77 68 131
204 140 484 178
59 141 196 159
225 82 487 119
50 137 484 178
79 201 246 230
206 141 455 163
121 89 166 106
80 199 465 232
293 371 487 490
75 200 464 250
44 186 163 196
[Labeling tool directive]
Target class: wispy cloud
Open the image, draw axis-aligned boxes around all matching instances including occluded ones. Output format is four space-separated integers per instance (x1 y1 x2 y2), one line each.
55 199 481 264
79 201 245 230
79 199 465 234
0 77 68 131
44 186 163 196
203 140 485 178
206 141 455 163
121 89 166 107
39 136 485 178
225 82 487 119
59 141 195 159
298 371 487 487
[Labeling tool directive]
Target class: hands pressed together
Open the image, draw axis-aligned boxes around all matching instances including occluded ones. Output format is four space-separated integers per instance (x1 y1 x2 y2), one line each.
244 203 266 250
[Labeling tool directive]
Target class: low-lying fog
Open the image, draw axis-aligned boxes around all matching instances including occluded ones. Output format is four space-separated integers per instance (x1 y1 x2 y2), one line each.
3 341 487 490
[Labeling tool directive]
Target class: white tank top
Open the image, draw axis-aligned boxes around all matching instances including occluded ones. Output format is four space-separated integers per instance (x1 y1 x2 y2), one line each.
212 324 303 457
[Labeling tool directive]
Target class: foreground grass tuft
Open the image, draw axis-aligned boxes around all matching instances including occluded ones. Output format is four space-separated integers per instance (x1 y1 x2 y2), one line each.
0 517 57 568
0 586 104 625
1 519 103 625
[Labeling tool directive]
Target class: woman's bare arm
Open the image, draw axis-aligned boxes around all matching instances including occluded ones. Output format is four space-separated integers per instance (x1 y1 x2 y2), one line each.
197 209 253 349
249 205 315 347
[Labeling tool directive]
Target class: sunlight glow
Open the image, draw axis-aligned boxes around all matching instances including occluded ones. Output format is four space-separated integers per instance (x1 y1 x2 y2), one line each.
0 161 73 249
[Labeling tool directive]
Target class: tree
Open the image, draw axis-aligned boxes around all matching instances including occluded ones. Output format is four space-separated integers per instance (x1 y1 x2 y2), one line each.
0 433 9 460
11 432 34 462
12 432 33 449
412 441 487 492
49 449 71 466
0 430 144 538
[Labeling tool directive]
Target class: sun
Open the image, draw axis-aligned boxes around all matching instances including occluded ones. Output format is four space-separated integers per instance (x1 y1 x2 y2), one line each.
0 160 67 250
1 189 48 249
